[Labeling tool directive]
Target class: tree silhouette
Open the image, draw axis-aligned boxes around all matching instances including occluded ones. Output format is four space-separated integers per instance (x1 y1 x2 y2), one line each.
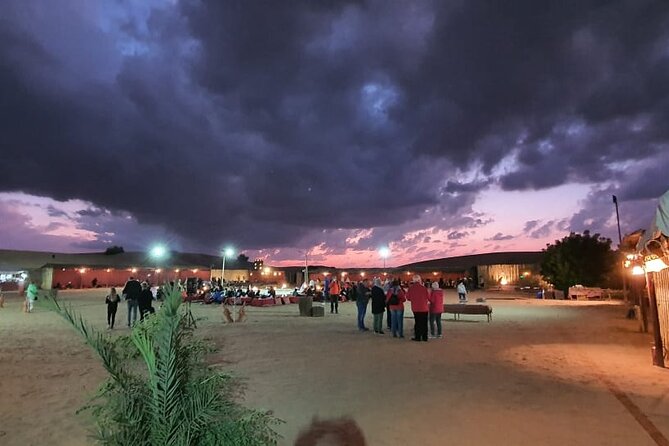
104 246 125 255
541 231 616 297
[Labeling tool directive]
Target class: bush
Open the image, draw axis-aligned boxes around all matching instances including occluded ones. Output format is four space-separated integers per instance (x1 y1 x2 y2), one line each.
44 284 280 445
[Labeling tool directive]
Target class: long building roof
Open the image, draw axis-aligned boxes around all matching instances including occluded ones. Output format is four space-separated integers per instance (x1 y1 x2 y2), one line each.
0 249 248 270
0 249 543 272
398 251 543 271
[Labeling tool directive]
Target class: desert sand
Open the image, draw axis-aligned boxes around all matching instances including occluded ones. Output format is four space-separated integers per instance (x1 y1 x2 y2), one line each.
0 289 667 445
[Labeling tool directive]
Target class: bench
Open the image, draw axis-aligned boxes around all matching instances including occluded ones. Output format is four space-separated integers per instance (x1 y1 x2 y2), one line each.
443 304 493 322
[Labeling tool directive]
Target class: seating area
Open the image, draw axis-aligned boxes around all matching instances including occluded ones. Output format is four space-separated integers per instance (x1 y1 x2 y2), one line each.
443 304 493 322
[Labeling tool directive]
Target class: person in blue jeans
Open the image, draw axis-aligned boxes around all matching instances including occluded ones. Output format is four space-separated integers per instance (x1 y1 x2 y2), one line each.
386 280 407 338
356 279 371 331
122 276 141 327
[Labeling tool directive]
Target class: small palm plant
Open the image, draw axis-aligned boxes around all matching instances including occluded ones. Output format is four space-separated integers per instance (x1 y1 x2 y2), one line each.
46 283 280 445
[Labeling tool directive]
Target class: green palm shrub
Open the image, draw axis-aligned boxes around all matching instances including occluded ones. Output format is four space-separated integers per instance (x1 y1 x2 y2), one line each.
46 283 280 445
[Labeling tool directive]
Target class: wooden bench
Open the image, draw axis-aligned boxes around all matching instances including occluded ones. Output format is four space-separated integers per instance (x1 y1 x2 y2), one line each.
443 304 493 322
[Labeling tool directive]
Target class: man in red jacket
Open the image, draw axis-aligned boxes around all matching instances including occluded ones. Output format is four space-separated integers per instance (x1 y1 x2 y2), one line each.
406 275 429 341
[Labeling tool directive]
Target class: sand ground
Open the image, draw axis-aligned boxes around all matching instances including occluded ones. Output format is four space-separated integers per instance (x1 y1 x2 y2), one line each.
0 289 667 445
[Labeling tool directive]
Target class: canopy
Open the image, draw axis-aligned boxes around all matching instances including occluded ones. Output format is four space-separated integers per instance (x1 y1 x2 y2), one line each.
637 189 669 254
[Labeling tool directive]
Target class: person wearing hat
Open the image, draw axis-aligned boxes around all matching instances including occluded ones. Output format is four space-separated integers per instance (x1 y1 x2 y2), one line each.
429 281 444 339
406 275 429 341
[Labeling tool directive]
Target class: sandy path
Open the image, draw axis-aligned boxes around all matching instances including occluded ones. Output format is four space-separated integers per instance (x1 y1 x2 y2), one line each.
0 290 667 445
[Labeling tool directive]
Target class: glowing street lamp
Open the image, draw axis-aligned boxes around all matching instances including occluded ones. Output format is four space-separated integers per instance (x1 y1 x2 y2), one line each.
379 247 390 270
221 247 235 283
150 244 168 283
150 245 167 259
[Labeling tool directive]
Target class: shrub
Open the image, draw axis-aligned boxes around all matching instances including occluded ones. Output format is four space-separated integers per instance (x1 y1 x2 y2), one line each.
45 283 280 445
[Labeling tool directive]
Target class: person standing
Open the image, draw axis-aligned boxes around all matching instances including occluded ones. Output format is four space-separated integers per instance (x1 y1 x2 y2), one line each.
457 280 468 303
26 280 38 313
349 281 358 302
406 275 429 342
105 287 121 329
356 279 371 331
122 276 141 327
329 278 341 314
371 278 386 334
138 282 154 321
323 274 331 304
386 279 406 338
26 280 38 312
429 282 444 339
383 278 392 330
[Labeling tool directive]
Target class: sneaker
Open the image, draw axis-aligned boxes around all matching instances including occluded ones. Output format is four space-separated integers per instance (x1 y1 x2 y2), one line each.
422 338 428 342
379 331 385 335
438 334 443 338
399 335 405 338
411 338 420 342
393 334 398 338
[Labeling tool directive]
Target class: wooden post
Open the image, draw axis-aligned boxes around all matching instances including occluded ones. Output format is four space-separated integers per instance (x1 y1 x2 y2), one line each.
645 272 665 367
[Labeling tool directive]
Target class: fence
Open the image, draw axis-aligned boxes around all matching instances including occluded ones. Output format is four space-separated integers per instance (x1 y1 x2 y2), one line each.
652 268 669 359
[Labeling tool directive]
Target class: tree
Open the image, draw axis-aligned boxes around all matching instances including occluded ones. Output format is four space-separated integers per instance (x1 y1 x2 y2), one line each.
237 253 250 264
541 231 616 297
104 246 125 255
43 284 280 445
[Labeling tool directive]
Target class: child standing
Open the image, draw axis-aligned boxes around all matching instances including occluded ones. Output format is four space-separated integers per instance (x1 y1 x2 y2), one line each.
105 287 120 329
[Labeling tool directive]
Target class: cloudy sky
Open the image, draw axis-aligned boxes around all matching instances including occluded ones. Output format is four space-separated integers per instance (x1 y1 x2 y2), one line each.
1 0 668 267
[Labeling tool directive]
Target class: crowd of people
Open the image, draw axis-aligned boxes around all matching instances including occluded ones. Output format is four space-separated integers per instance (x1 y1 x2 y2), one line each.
302 274 472 341
105 273 471 336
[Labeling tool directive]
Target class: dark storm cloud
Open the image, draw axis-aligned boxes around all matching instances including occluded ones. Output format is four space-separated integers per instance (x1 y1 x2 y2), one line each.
487 233 514 241
77 208 108 218
447 231 468 240
47 205 69 218
1 0 668 253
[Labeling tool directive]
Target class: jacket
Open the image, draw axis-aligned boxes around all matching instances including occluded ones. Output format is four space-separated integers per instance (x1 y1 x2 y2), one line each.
329 280 340 296
371 286 386 314
356 283 370 304
457 283 467 295
138 289 154 310
429 289 444 314
406 282 429 313
123 280 142 300
386 286 406 311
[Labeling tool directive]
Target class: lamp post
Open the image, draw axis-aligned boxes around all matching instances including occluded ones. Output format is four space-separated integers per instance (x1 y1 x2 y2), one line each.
379 247 390 271
299 249 311 287
221 248 235 285
613 195 629 302
149 245 168 286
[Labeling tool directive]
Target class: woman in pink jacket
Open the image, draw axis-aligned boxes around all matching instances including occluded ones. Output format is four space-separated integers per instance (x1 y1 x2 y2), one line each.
385 279 406 338
406 275 429 342
429 282 444 338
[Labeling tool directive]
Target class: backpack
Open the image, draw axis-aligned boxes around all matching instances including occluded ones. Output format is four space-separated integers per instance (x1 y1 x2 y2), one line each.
388 291 399 306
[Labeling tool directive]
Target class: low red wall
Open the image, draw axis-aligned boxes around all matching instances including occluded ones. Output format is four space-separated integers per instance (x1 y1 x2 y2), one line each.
51 268 211 289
